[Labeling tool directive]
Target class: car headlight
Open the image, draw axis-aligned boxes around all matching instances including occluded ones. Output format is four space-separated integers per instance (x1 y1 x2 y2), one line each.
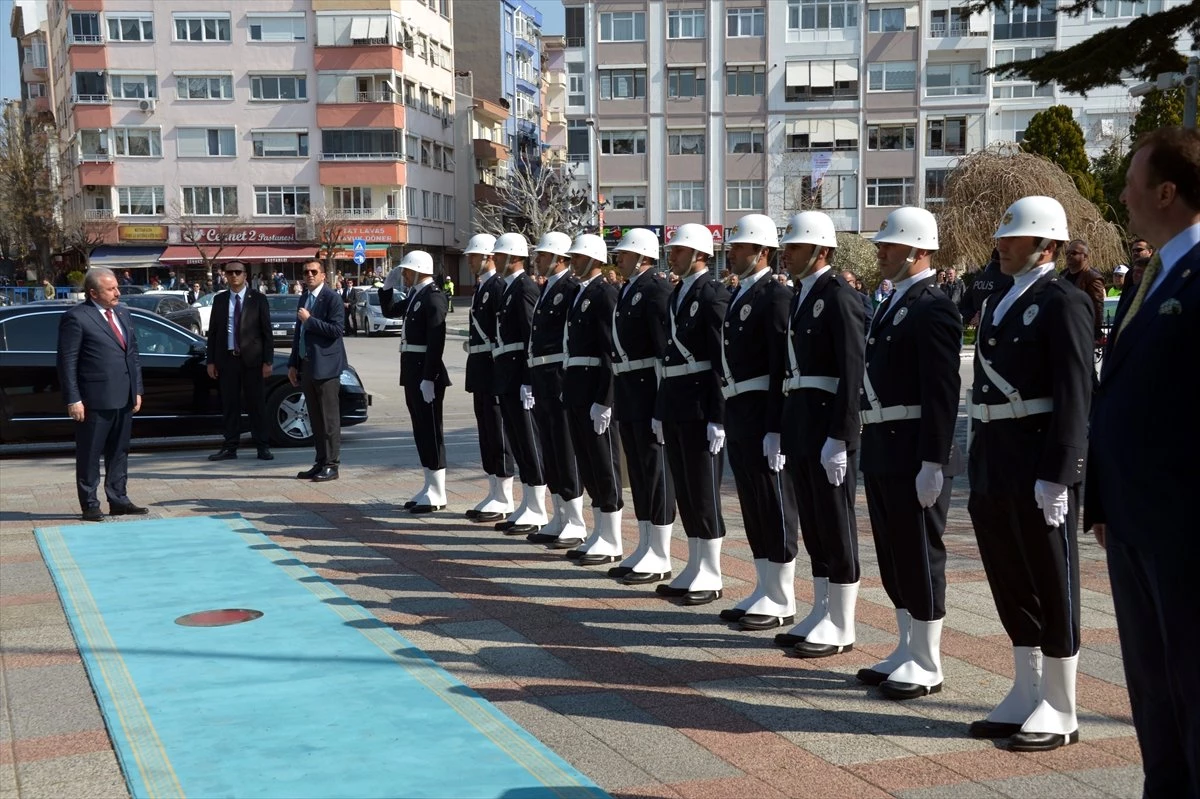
339 369 363 388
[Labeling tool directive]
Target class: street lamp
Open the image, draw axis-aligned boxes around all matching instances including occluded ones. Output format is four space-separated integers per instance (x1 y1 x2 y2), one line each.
1129 56 1199 128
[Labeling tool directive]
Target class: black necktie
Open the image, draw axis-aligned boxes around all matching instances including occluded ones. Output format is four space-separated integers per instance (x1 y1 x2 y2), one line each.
233 293 242 351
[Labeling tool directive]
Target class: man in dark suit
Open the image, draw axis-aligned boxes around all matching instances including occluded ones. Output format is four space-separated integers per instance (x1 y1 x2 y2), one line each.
56 267 147 521
715 215 798 630
967 197 1093 752
653 223 730 606
206 262 274 461
288 260 347 482
380 250 450 513
341 277 357 337
608 229 675 585
1088 127 1200 797
1061 239 1105 344
859 207 962 700
774 212 866 658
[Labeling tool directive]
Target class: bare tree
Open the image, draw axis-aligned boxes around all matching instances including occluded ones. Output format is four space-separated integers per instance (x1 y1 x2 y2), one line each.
299 208 349 276
172 208 248 286
59 206 116 270
0 103 59 281
473 157 595 241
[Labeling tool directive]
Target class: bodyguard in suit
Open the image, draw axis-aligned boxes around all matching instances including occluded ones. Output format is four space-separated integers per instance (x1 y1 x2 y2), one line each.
773 213 866 658
462 233 516 523
652 224 731 606
608 229 676 585
715 215 799 630
1088 127 1200 797
966 197 1093 751
206 262 274 462
858 207 962 700
380 250 450 513
57 267 148 521
288 260 348 482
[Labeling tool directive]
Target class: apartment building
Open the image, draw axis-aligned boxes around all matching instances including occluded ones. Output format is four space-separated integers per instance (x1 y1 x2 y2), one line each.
451 71 510 286
11 2 53 123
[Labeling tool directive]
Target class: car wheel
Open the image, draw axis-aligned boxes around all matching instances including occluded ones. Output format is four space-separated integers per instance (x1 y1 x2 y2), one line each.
266 383 314 447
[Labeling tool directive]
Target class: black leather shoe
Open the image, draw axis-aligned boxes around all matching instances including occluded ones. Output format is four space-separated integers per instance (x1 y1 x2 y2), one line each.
576 553 621 566
740 613 794 631
311 466 339 482
880 679 943 700
967 719 1023 739
505 524 540 535
655 584 689 598
109 502 149 516
775 633 806 648
793 641 853 659
622 571 671 585
409 504 444 514
719 608 747 622
545 538 584 550
474 512 507 523
208 449 237 461
526 532 560 544
494 521 516 531
297 464 323 479
563 548 586 559
257 448 274 461
682 589 722 606
856 667 891 686
403 500 417 509
608 566 633 579
465 509 482 519
81 508 105 522
1008 730 1078 752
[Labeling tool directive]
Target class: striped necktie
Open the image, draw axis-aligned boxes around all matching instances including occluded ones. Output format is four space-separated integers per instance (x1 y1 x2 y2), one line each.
1115 253 1162 342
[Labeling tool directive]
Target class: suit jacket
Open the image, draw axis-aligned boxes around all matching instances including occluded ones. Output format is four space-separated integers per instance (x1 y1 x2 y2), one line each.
464 272 504 394
529 271 579 358
721 271 791 440
492 271 539 394
611 269 671 422
1086 240 1200 551
779 270 866 458
860 276 962 477
206 289 273 370
1062 267 1106 340
287 285 348 380
57 300 143 409
655 271 730 424
968 272 1093 495
380 283 450 388
564 277 617 408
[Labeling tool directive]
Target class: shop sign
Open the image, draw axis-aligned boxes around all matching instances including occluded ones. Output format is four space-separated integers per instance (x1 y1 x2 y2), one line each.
182 225 297 244
118 224 168 242
337 223 403 244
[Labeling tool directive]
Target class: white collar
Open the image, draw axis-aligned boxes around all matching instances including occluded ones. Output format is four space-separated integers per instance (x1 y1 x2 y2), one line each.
680 269 705 296
798 265 831 295
544 268 568 287
477 269 497 284
736 266 772 293
1159 220 1200 275
504 269 525 286
889 267 935 306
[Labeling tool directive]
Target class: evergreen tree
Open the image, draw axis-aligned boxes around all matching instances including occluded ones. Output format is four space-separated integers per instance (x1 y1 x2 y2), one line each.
1021 105 1102 203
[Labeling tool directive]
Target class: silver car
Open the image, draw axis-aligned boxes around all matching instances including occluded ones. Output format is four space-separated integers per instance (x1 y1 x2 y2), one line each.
354 288 403 336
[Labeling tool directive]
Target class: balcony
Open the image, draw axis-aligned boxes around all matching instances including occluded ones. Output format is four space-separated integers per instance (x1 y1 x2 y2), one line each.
72 93 110 104
313 47 405 74
566 37 584 48
329 206 405 220
80 151 113 163
925 146 967 157
546 108 566 125
68 33 103 46
548 72 566 88
85 208 114 219
926 85 984 98
318 160 406 186
316 103 405 129
929 22 973 37
77 160 116 185
474 183 503 205
474 138 509 163
354 90 398 103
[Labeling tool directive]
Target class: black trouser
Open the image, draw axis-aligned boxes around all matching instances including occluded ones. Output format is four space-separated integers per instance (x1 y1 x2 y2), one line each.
788 450 861 583
1107 537 1200 799
565 405 623 512
864 473 951 621
618 419 674 525
969 487 1081 658
727 436 798 563
75 404 132 510
218 359 269 449
300 365 340 466
404 381 446 470
472 391 513 478
498 390 544 486
530 367 580 500
663 419 725 540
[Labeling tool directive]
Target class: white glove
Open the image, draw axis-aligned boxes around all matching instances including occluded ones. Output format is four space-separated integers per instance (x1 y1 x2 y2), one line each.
589 403 612 435
706 423 726 455
762 431 785 472
520 384 536 411
915 461 944 509
419 379 435 404
651 418 664 445
820 437 848 487
382 265 405 291
1034 479 1069 528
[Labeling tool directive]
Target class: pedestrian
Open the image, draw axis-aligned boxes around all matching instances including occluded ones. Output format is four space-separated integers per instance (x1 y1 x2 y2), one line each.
959 249 1014 327
42 277 54 300
841 270 875 318
288 261 347 482
56 266 148 522
205 262 274 462
1107 265 1127 297
341 277 357 337
967 196 1093 752
1087 126 1200 797
873 278 894 309
443 275 455 313
1061 239 1105 344
941 267 965 306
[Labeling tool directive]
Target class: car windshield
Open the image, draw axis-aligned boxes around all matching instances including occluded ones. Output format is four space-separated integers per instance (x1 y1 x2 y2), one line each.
196 293 216 307
118 295 159 310
267 295 300 313
367 293 380 306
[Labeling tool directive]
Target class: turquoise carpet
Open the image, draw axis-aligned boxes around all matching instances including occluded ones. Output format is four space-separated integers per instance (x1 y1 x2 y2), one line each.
35 515 607 799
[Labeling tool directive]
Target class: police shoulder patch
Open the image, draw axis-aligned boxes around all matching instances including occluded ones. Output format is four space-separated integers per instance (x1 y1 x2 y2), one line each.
813 299 825 318
553 293 564 305
412 301 421 313
1023 305 1039 326
739 304 752 321
581 298 591 312
632 292 642 305
893 307 908 325
689 300 699 317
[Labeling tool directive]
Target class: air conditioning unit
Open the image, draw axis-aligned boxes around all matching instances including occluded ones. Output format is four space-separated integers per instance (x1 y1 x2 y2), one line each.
441 117 451 129
138 98 156 113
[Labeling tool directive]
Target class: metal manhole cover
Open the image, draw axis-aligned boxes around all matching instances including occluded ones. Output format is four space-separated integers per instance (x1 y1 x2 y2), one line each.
175 609 263 627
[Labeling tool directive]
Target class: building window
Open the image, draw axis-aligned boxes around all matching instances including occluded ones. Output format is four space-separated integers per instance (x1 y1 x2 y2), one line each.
405 133 419 161
248 15 306 42
176 74 233 100
867 124 915 151
785 59 859 101
79 128 109 159
111 74 157 100
599 130 647 155
668 181 705 212
868 61 916 92
668 131 706 155
604 187 647 210
726 65 766 97
69 13 102 43
866 178 915 207
867 7 906 32
667 9 706 39
993 83 1054 99
252 130 308 157
250 75 307 101
174 14 232 42
727 129 765 154
331 187 372 214
106 15 153 42
322 129 403 159
786 119 858 152
182 186 238 216
667 68 706 99
727 181 763 211
726 8 765 37
788 1 860 31
600 69 647 100
117 186 165 216
567 63 585 106
927 117 968 155
177 128 237 157
926 62 983 96
599 12 646 42
791 174 857 210
254 186 311 216
112 127 162 157
930 8 974 37
925 169 950 205
565 6 586 46
993 0 1057 39
1092 0 1161 18
73 71 108 102
567 119 590 162
26 82 47 98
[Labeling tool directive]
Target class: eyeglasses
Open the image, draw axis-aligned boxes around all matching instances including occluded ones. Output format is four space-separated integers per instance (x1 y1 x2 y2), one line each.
225 270 244 276
1131 247 1150 253
304 269 321 275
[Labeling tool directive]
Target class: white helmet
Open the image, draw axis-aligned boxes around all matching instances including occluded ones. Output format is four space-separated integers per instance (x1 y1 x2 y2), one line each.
780 211 838 249
994 195 1070 242
567 233 608 264
1113 264 1129 276
464 233 496 255
533 231 573 257
725 214 779 248
873 207 939 251
399 250 434 275
665 223 714 257
614 227 659 260
492 232 529 258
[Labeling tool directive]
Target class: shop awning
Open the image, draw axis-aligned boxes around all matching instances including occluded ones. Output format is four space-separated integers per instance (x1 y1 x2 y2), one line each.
159 244 315 265
333 247 387 259
89 245 166 268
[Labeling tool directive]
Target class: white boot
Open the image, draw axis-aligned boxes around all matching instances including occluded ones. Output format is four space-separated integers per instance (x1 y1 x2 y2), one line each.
577 507 602 552
578 510 623 562
625 522 673 578
795 581 858 656
664 537 699 590
969 646 1042 738
733 559 769 612
777 576 828 643
505 483 531 524
509 484 548 527
555 496 588 543
856 608 912 683
740 560 797 629
686 537 723 592
881 618 944 699
493 476 515 514
540 495 566 537
618 520 652 571
425 468 447 507
471 475 497 513
408 468 433 506
1010 654 1079 751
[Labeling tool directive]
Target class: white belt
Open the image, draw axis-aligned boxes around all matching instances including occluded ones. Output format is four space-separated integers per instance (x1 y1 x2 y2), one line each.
566 356 602 368
969 398 1053 422
492 342 524 357
662 360 712 378
467 343 491 354
783 375 839 394
613 357 657 375
529 352 565 367
861 405 922 425
721 375 770 399
400 343 427 353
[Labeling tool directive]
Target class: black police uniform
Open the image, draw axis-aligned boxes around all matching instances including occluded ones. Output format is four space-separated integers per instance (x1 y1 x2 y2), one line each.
492 272 544 488
528 271 581 504
465 271 514 481
380 282 449 471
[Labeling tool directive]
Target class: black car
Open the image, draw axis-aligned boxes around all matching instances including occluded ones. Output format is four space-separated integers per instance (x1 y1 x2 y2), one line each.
119 293 203 335
0 304 370 447
266 294 301 346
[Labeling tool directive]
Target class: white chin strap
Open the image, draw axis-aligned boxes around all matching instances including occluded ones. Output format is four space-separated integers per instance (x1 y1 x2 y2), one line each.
737 247 767 279
793 248 822 281
1012 238 1051 277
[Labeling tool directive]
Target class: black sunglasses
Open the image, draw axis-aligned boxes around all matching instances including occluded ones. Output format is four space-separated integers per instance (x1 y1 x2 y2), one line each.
304 269 321 275
225 270 244 275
